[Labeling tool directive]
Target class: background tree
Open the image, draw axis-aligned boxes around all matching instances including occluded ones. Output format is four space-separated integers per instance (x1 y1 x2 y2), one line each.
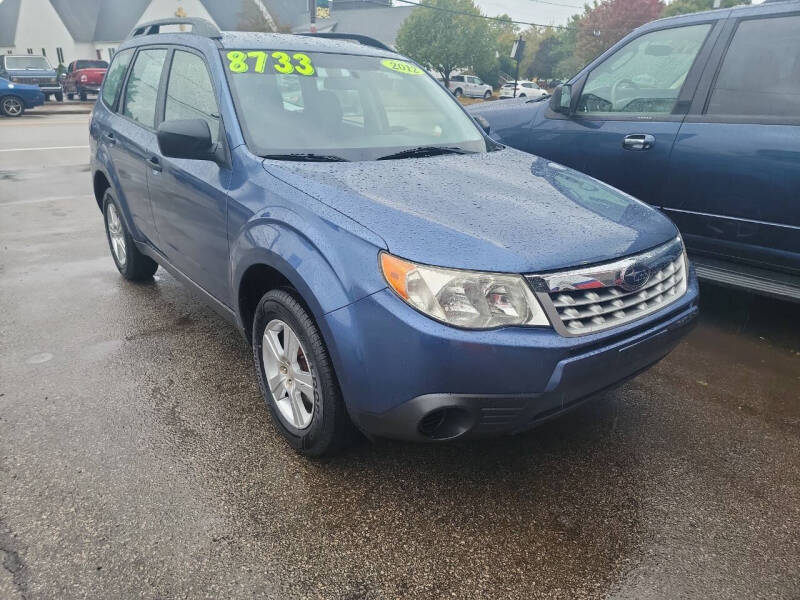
396 0 495 88
475 14 518 87
662 0 749 17
575 0 664 65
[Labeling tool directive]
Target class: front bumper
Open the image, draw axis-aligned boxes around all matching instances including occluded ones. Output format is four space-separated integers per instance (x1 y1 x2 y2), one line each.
322 271 699 441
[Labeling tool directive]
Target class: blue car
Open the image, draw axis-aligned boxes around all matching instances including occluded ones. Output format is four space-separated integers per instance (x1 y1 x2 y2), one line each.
0 76 45 117
90 18 698 455
470 0 800 302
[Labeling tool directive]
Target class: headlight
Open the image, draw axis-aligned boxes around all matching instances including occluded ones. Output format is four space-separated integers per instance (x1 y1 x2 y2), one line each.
380 252 550 329
80 75 88 82
10 77 20 83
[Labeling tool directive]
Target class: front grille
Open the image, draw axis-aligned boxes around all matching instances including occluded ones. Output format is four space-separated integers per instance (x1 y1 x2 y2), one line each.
527 237 688 336
14 77 56 86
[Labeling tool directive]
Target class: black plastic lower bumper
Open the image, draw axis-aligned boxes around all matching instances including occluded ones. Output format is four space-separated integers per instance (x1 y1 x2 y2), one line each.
355 305 698 442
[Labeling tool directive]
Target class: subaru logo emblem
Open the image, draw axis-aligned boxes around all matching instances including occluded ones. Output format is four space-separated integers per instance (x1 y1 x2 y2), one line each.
621 263 651 291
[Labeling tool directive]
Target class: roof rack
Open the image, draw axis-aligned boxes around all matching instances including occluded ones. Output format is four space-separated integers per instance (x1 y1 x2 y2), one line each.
127 18 222 40
297 32 393 53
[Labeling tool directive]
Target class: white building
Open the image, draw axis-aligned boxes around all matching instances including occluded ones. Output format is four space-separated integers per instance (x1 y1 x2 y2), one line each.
0 0 305 65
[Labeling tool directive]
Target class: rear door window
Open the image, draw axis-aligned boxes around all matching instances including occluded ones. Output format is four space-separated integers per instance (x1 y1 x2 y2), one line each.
122 48 168 128
706 15 800 119
101 49 134 109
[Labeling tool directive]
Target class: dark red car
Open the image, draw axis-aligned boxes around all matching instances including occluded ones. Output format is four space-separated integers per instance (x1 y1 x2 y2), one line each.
63 59 108 101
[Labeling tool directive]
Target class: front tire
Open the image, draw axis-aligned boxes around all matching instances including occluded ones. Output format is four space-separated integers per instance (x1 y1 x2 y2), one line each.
253 289 355 456
0 95 24 117
79 91 87 102
483 90 492 99
102 190 158 281
67 92 75 100
55 92 63 102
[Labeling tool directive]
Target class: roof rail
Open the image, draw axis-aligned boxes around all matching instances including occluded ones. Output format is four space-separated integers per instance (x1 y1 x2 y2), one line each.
297 32 393 52
127 17 222 40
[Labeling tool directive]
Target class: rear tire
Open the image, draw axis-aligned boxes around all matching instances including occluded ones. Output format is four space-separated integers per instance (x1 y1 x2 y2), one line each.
102 190 158 281
0 95 24 117
253 289 356 456
453 88 463 98
67 93 75 101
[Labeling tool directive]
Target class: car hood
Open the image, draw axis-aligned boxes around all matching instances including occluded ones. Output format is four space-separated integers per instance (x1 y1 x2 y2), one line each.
262 148 678 273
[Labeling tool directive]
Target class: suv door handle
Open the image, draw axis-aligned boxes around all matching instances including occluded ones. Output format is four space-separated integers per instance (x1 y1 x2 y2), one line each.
622 134 655 151
148 155 162 172
103 132 116 145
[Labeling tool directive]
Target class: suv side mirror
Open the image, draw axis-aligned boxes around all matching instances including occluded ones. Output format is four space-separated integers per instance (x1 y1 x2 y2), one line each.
157 119 214 161
474 115 491 135
550 83 573 115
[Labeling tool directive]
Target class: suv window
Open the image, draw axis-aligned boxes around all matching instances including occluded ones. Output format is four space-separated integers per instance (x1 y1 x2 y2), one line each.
122 48 168 128
577 24 711 115
101 49 134 108
706 15 800 119
451 76 464 83
165 50 220 143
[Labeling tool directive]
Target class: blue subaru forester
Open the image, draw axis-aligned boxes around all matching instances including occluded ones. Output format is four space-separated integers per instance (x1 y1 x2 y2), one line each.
90 18 699 455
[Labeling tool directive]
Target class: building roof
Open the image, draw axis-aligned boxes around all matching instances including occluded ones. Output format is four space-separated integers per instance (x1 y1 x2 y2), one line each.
0 0 22 47
0 0 312 48
293 6 414 46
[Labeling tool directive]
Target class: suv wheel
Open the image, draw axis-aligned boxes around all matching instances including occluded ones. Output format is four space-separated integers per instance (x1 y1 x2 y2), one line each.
79 92 87 102
253 289 355 456
483 90 492 99
0 96 24 117
102 190 158 280
55 92 63 102
453 88 463 98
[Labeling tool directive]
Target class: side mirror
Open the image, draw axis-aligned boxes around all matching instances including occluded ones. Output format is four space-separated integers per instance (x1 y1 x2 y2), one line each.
550 83 573 115
157 119 214 161
474 114 491 135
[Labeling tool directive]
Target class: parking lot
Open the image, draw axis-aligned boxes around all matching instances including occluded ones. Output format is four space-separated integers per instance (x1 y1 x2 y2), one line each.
1 112 798 599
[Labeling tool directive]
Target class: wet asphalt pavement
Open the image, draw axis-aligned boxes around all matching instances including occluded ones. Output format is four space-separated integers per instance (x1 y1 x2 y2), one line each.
1 114 798 599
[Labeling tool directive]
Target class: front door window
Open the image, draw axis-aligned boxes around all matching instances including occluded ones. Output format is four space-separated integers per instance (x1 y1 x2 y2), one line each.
577 24 711 116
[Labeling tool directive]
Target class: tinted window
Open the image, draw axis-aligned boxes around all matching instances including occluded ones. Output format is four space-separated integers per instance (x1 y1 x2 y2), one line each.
165 51 220 143
578 24 711 115
451 76 464 82
76 60 108 70
101 49 134 108
122 48 167 128
707 16 800 119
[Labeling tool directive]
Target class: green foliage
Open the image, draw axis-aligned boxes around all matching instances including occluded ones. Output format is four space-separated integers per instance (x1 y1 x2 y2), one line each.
662 0 749 17
395 0 496 87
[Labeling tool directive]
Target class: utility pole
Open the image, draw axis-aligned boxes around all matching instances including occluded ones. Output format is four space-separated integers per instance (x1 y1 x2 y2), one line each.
510 36 525 99
308 0 317 32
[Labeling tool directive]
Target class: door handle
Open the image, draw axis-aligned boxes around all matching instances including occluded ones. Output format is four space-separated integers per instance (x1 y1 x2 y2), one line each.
148 155 162 172
622 134 655 151
103 132 116 145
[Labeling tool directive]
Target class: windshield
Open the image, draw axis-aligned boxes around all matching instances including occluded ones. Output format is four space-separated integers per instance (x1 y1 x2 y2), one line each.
222 50 489 161
5 56 52 70
75 60 108 70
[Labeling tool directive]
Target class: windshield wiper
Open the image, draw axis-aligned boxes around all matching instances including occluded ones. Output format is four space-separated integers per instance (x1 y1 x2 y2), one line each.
261 153 349 162
377 146 472 160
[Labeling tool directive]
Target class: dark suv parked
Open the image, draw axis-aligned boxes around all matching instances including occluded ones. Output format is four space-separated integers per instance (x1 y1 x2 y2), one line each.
90 19 698 456
470 0 800 301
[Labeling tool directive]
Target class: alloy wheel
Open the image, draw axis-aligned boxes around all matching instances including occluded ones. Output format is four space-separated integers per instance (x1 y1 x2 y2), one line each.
106 203 127 268
262 319 316 430
2 97 23 116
